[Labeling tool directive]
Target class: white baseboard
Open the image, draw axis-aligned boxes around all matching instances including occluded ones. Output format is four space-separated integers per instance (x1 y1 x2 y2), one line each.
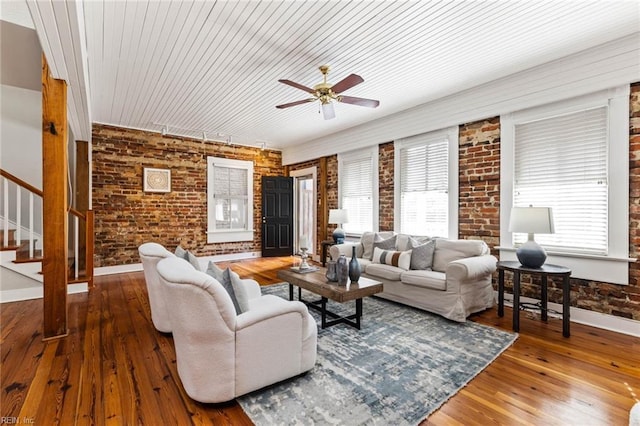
95 251 263 276
497 291 640 338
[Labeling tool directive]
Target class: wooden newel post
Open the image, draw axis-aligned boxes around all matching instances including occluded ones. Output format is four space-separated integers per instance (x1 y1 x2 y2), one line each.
42 53 69 339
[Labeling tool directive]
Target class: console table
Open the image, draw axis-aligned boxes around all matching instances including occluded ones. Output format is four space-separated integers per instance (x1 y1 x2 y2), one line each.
497 260 572 337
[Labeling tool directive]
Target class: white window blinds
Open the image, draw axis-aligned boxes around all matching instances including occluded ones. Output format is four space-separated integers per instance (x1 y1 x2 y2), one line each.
513 106 608 254
340 156 373 234
398 135 449 237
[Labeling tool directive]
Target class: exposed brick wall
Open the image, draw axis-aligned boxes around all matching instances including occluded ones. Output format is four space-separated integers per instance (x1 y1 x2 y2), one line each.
378 142 394 231
458 118 501 256
92 124 283 267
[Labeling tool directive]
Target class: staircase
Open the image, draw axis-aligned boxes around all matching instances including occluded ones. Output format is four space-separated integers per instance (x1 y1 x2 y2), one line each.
1 169 93 303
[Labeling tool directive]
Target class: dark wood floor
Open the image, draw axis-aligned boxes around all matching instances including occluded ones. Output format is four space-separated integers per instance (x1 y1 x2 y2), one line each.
1 256 638 425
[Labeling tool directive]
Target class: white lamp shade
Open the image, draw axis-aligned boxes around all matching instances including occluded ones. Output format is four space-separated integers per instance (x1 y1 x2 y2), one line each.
328 209 348 224
509 207 555 234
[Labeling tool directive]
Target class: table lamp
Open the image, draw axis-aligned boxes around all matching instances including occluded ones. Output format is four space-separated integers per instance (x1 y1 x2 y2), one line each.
328 209 348 244
509 206 555 268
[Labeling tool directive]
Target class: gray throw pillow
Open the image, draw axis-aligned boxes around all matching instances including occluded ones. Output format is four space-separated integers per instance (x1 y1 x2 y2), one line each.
175 246 202 271
174 245 187 259
207 261 244 314
231 273 250 313
186 251 202 271
409 239 436 270
373 234 397 251
206 261 225 282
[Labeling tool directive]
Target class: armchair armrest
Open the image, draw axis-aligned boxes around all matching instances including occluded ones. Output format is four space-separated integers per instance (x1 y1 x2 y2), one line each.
447 255 497 282
329 242 363 260
236 300 312 332
242 279 262 300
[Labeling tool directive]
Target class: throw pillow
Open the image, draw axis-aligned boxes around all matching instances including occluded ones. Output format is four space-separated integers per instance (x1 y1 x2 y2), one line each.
186 251 202 271
372 247 412 270
230 273 250 313
174 246 202 271
205 265 242 314
373 234 397 251
409 239 436 270
360 232 377 260
174 245 187 259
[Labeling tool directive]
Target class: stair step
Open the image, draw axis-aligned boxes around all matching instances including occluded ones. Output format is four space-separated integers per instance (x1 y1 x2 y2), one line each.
13 254 43 264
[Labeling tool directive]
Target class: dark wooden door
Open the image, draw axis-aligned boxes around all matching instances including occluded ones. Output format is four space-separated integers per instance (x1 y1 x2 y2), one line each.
262 176 294 257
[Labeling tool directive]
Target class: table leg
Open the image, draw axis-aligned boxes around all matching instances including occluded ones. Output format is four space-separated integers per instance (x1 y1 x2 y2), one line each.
498 268 505 317
513 270 520 332
355 298 362 330
298 286 302 301
563 275 571 337
289 283 293 301
322 244 327 267
321 297 328 329
541 273 548 322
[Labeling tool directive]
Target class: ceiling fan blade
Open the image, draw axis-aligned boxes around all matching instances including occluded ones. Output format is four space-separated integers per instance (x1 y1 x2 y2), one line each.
278 79 316 94
331 74 364 94
322 102 335 120
276 98 316 109
338 95 380 108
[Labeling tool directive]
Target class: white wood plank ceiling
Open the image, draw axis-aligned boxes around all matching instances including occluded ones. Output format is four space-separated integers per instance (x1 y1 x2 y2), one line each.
29 1 640 149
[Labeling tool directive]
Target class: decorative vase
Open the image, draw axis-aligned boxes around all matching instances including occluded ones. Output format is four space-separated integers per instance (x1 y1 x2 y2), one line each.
336 254 349 286
349 246 361 283
325 260 338 282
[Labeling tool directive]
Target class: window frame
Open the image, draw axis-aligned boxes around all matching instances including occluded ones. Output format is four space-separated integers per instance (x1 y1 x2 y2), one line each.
337 146 379 236
394 126 459 238
500 85 630 285
206 156 254 243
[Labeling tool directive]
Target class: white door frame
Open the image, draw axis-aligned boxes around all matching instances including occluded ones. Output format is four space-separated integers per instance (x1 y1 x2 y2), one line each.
290 167 318 260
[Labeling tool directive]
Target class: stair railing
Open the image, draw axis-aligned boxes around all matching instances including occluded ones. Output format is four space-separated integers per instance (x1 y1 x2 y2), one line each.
0 169 94 287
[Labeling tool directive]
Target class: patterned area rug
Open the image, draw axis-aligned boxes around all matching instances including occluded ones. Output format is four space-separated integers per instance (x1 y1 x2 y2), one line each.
237 283 517 425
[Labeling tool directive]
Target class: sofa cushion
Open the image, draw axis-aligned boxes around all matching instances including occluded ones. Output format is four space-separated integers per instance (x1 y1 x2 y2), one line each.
373 234 397 251
365 263 404 281
361 231 395 260
400 270 447 291
371 247 411 270
409 239 435 270
432 239 487 272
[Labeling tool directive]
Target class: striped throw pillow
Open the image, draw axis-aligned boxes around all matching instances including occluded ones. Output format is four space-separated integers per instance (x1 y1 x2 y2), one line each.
372 247 412 270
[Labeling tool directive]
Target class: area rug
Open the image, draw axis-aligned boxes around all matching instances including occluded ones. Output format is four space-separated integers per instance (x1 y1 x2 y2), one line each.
237 283 517 425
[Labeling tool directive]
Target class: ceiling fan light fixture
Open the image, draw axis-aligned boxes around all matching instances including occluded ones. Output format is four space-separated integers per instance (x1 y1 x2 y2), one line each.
276 65 379 118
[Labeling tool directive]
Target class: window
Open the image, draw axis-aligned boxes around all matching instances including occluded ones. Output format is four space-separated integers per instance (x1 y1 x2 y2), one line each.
207 157 253 243
338 147 378 234
513 107 608 255
501 85 630 284
394 127 458 238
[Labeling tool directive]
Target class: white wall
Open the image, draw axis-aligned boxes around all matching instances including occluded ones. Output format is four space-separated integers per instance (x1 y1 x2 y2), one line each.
1 84 42 187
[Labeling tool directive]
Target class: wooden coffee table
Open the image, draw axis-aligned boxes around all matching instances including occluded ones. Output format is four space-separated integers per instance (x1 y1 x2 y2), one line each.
277 268 383 329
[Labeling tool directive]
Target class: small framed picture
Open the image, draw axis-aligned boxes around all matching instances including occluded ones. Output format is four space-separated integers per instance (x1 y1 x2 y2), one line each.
143 168 171 193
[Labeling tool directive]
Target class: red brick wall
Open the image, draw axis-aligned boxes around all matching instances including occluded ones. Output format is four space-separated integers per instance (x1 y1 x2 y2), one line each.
378 142 394 231
92 124 283 267
458 118 501 255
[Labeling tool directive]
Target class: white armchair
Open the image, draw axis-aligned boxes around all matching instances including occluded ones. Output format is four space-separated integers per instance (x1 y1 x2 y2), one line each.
156 257 317 403
138 242 176 333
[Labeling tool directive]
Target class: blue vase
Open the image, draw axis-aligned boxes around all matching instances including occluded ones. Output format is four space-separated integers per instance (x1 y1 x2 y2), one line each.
336 255 348 286
349 246 361 283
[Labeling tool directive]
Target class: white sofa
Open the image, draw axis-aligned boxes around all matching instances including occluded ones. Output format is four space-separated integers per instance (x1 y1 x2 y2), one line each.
156 256 317 403
330 232 497 322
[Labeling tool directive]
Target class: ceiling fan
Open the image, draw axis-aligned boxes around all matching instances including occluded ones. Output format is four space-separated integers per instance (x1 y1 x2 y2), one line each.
276 65 380 120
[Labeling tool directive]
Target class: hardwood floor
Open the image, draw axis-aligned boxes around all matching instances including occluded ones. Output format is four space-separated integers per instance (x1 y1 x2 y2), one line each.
2 256 638 425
